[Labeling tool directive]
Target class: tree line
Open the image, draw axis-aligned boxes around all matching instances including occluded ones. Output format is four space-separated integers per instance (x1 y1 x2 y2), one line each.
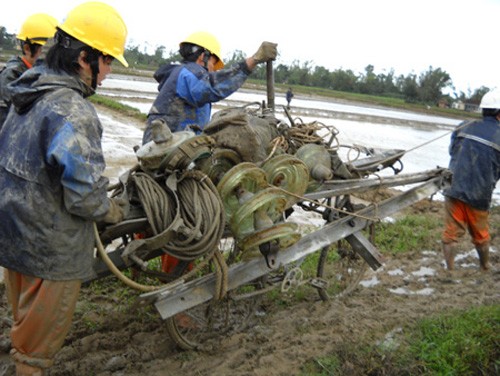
1 26 489 107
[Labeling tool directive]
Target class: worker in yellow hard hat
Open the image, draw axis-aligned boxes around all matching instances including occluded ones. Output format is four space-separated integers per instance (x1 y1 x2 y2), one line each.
142 31 278 143
0 2 129 374
0 13 57 127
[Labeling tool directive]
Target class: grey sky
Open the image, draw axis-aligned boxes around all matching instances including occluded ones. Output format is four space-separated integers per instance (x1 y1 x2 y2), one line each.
2 0 498 94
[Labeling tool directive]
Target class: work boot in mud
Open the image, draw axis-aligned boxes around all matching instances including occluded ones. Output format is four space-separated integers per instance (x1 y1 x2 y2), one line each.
442 242 455 270
475 243 490 271
14 362 44 376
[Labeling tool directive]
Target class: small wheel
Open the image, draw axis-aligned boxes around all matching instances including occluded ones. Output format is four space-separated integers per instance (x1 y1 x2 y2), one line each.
165 237 267 351
165 293 262 351
316 239 367 301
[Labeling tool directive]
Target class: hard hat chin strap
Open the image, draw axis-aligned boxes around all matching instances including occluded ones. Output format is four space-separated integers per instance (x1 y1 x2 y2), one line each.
89 57 99 90
202 49 211 69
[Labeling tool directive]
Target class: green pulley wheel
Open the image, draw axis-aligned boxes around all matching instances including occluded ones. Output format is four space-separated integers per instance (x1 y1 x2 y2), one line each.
196 148 242 185
216 162 268 221
230 187 288 238
239 222 301 255
261 154 309 206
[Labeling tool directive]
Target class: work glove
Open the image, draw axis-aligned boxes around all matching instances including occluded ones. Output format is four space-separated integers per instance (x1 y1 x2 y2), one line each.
151 119 172 144
103 197 128 224
252 41 278 64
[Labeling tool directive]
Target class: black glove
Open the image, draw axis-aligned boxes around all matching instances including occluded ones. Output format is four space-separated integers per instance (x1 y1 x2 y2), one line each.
252 41 278 64
103 198 128 224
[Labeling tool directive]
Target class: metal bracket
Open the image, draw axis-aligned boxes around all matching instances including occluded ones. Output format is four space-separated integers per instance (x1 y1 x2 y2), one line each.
346 232 384 271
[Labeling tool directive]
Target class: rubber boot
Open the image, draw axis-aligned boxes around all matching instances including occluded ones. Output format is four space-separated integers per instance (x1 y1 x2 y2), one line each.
475 243 490 271
442 242 455 270
15 362 44 376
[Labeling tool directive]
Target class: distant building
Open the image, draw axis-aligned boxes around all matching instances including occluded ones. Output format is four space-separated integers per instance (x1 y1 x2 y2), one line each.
452 100 465 110
464 103 480 113
451 100 480 113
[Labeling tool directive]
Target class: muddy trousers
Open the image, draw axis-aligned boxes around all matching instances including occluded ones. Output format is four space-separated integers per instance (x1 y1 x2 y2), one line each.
475 242 490 271
4 269 81 374
442 198 491 271
442 242 490 271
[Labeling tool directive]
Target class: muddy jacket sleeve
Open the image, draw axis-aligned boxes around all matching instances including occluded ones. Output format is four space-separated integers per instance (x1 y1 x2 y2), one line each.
46 118 110 219
177 61 252 107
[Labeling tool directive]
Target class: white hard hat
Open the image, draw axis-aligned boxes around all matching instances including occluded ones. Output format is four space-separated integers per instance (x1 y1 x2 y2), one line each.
479 88 500 109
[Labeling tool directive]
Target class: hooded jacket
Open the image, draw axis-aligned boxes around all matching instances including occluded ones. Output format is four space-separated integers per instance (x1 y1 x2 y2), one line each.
444 116 500 210
142 60 252 144
0 64 111 280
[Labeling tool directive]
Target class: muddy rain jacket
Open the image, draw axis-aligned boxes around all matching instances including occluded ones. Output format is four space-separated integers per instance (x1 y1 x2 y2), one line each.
0 56 31 127
0 64 112 280
143 60 252 144
444 116 500 211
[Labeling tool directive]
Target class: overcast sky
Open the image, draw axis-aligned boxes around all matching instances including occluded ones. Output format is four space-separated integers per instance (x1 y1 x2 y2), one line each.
1 0 498 95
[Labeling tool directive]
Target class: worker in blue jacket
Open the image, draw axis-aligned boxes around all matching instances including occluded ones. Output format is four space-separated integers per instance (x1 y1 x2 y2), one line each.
0 2 129 373
442 88 500 271
142 31 277 144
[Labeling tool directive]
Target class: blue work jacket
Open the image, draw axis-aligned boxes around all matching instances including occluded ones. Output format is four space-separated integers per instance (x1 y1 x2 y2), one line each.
444 116 500 210
143 60 252 144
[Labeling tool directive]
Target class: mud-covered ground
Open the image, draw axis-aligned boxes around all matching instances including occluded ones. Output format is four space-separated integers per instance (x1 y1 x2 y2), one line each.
0 105 498 376
1 196 498 376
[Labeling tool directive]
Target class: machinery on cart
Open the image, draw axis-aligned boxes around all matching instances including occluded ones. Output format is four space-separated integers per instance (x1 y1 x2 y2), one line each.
89 69 451 351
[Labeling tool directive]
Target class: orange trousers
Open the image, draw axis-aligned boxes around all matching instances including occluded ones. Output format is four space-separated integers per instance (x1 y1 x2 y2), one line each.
4 269 81 369
442 197 490 246
161 254 193 274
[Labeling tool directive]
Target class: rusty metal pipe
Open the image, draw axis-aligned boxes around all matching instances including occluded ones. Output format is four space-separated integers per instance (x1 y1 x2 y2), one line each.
266 61 275 111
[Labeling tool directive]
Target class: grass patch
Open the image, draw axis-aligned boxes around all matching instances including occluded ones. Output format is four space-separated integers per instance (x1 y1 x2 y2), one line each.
373 214 442 254
406 305 500 375
299 305 499 375
89 94 147 122
300 354 342 375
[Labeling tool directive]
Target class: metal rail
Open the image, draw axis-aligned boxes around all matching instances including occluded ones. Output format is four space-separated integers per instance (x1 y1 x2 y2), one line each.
305 167 447 200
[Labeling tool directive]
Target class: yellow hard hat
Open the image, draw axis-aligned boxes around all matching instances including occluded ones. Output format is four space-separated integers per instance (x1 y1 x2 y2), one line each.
58 1 128 67
181 31 224 70
17 13 58 46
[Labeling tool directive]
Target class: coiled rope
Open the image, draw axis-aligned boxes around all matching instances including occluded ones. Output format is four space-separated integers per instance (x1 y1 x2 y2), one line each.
95 169 228 298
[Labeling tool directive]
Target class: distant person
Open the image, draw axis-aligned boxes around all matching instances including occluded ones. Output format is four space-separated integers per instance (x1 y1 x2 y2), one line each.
0 2 129 373
441 88 500 271
0 13 57 128
286 87 294 108
142 31 278 144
